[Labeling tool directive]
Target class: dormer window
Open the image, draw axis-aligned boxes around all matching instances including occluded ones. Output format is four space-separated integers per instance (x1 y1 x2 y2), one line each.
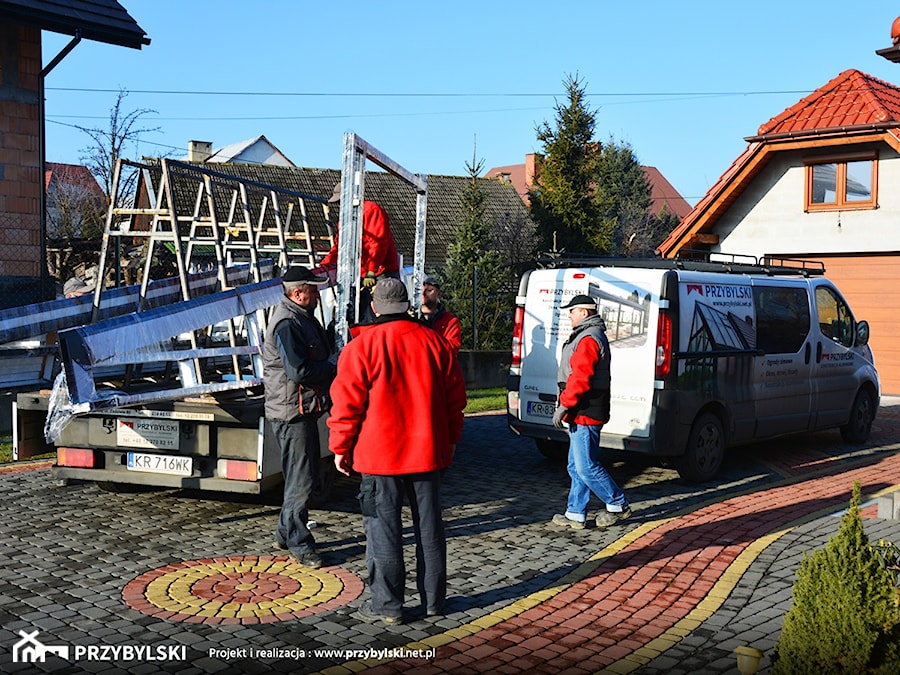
804 153 877 211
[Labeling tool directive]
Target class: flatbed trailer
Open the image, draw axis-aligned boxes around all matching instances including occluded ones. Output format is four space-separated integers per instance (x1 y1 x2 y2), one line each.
12 133 428 497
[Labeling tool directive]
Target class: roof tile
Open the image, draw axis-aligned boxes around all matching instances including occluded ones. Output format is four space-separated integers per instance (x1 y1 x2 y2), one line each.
758 69 900 136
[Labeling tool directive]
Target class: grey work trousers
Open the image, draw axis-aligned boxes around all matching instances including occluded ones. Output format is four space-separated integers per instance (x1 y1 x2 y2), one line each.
360 471 446 618
271 418 319 557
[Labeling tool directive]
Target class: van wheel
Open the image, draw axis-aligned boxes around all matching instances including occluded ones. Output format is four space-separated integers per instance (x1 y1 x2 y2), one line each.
840 390 875 444
678 413 725 482
536 439 568 461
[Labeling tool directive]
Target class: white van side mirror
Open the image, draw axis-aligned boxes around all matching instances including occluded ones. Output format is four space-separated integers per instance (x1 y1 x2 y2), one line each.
856 320 870 347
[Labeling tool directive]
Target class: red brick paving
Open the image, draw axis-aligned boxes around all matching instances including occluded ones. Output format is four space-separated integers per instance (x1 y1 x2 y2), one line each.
377 449 900 673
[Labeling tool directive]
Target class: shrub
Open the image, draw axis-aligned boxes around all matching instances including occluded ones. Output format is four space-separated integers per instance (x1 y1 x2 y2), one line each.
772 482 900 674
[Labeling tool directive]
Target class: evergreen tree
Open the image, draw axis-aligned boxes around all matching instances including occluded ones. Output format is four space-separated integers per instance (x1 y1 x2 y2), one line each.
529 74 601 253
594 137 652 255
773 482 900 674
443 152 511 350
529 74 667 256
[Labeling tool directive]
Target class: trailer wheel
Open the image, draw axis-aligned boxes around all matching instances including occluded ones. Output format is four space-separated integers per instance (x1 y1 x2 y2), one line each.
536 439 568 461
677 412 725 482
309 456 336 507
840 389 875 444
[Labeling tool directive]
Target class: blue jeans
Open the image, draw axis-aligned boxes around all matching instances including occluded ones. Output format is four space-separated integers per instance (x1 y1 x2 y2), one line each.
271 418 319 556
565 423 627 522
361 471 446 618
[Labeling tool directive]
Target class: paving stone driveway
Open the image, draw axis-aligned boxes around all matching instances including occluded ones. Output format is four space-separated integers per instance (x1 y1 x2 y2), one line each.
1 404 899 674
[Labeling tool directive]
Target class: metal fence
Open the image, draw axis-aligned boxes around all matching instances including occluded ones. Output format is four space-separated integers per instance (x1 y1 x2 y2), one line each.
0 211 49 309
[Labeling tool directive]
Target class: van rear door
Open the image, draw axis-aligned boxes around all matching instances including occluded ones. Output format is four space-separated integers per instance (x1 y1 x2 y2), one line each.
517 268 592 427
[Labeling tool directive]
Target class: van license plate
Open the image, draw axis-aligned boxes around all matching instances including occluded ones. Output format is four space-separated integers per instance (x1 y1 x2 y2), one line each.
527 401 555 418
127 452 192 476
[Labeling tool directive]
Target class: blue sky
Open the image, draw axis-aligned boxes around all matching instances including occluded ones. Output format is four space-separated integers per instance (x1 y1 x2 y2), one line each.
42 1 900 206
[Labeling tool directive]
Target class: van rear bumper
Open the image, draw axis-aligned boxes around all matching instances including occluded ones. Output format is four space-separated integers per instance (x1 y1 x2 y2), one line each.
507 415 672 456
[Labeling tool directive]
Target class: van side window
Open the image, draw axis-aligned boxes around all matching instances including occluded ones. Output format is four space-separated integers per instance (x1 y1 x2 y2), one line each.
753 287 810 353
815 287 854 347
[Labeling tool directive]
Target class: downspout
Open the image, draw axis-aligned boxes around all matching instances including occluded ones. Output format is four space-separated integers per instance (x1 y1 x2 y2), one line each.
39 30 81 299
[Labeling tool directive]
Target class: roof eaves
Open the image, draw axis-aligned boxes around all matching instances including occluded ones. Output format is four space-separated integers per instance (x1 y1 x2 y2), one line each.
0 1 150 49
744 121 900 144
657 142 765 257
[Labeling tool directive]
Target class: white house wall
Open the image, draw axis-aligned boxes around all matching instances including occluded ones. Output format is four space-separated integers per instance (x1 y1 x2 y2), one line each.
714 147 900 259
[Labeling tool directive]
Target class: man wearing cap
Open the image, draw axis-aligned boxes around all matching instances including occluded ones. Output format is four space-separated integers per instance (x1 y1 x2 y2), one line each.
319 182 400 323
63 277 95 298
420 276 462 355
263 265 337 568
551 294 630 530
329 278 466 624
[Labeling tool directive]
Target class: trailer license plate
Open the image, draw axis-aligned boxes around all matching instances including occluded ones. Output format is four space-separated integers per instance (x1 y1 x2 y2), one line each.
127 452 192 476
527 401 555 418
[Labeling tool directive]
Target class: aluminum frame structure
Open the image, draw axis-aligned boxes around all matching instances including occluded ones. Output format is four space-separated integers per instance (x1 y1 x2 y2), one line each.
334 133 427 348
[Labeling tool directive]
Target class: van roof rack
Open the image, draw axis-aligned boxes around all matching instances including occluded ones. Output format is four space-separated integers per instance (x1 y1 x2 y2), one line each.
534 251 826 277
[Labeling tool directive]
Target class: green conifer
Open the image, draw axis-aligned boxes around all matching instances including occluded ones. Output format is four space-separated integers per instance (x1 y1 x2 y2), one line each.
773 482 900 674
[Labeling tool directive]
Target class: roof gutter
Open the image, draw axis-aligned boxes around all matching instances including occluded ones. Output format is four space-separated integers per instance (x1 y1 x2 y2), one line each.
744 121 900 143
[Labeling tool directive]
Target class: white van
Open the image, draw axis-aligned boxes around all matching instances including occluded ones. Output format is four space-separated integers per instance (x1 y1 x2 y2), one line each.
506 255 880 481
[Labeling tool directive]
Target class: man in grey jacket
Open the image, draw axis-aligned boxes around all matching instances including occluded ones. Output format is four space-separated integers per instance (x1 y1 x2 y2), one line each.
263 266 336 568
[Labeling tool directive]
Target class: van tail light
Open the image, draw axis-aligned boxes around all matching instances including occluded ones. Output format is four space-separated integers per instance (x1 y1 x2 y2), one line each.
510 306 525 369
655 310 672 378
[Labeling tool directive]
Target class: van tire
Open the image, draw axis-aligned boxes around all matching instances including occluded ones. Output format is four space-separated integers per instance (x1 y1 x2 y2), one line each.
840 390 875 444
536 439 569 461
678 413 725 482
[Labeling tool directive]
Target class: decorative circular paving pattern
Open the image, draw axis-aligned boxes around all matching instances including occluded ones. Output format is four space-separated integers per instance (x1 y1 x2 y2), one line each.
122 555 363 624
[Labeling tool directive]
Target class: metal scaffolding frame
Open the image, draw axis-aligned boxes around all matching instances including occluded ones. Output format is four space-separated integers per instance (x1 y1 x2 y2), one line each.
334 133 427 348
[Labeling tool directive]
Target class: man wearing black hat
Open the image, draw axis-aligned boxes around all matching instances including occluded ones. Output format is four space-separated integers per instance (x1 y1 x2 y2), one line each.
551 294 630 530
329 278 466 624
262 265 337 568
318 182 400 323
419 276 462 355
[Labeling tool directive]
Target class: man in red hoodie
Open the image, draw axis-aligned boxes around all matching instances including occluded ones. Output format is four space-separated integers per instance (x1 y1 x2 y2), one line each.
329 278 466 624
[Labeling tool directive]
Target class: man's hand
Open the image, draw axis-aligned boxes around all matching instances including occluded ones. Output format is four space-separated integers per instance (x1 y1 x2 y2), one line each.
362 271 377 289
334 452 352 476
552 406 568 429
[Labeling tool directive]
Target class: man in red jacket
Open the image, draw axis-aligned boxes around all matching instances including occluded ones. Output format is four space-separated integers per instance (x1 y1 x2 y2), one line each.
318 183 400 323
551 294 630 530
419 276 462 355
329 278 466 624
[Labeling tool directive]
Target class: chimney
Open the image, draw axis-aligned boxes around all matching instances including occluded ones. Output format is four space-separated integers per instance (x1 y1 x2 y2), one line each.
187 140 212 162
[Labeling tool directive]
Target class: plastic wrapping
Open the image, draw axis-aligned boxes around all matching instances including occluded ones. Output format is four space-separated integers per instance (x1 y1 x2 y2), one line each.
56 279 283 408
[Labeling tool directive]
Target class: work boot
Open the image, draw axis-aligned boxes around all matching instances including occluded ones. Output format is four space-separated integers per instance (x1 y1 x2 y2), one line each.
595 506 631 528
551 513 586 530
357 602 404 625
291 551 323 569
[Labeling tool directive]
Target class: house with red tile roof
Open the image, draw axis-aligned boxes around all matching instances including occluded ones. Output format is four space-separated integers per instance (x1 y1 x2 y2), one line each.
44 162 106 238
483 153 692 219
657 69 900 393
